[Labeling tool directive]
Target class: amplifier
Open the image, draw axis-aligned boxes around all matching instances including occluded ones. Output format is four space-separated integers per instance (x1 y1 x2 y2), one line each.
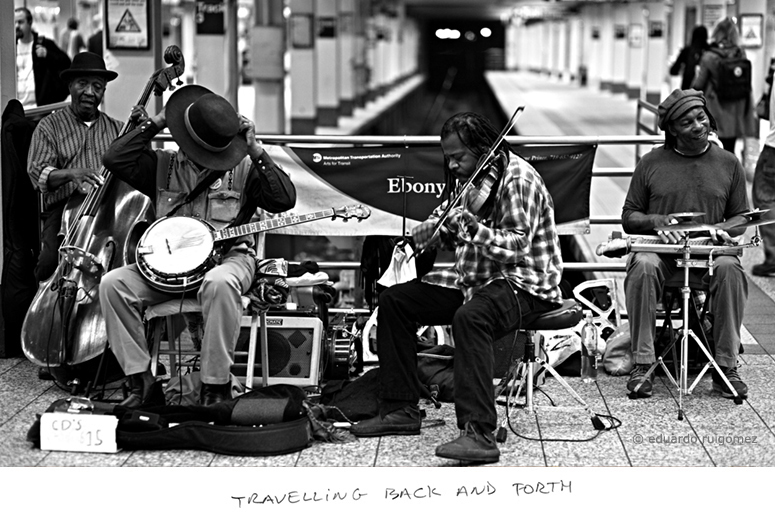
232 315 323 388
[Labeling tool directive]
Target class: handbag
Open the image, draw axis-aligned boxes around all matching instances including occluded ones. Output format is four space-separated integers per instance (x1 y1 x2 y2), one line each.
757 93 769 120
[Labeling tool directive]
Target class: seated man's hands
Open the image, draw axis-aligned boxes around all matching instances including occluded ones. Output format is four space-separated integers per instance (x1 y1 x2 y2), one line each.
69 168 104 192
445 207 477 239
653 215 686 244
708 227 737 245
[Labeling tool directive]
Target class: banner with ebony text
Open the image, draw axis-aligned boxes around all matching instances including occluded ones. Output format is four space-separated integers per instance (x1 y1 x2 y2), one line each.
264 143 596 236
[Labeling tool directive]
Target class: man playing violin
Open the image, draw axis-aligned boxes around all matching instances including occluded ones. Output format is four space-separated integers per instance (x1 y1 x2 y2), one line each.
622 88 750 399
350 112 563 464
100 85 296 408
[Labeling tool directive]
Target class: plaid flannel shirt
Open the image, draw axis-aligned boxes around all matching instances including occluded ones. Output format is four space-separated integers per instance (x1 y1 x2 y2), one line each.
421 153 563 304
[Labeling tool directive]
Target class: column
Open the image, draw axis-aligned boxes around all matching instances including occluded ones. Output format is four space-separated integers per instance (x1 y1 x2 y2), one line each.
289 0 316 134
338 0 356 116
625 3 646 99
193 0 228 97
103 0 163 119
644 2 668 104
249 0 285 133
353 0 367 107
314 0 339 127
611 3 628 94
568 15 582 83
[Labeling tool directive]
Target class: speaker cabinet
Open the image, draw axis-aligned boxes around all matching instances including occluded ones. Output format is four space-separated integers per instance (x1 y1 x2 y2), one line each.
232 315 323 388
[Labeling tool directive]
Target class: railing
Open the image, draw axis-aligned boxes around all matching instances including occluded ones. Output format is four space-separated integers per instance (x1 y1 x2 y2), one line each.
635 99 661 162
153 132 665 281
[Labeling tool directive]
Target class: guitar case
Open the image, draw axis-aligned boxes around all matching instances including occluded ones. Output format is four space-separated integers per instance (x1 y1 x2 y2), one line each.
27 384 313 456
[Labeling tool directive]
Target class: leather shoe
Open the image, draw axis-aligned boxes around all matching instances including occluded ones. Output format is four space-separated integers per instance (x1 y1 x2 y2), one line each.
200 382 231 406
120 370 162 409
350 405 421 437
435 422 500 464
752 263 775 277
38 367 55 381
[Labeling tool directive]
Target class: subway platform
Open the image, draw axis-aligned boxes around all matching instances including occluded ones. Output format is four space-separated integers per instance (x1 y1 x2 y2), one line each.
1 71 773 516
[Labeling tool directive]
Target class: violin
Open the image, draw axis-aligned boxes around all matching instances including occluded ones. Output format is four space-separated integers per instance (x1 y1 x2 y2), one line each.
413 106 524 257
20 47 185 386
463 151 506 216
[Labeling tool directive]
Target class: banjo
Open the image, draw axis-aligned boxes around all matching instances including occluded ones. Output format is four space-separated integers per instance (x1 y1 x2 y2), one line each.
136 204 371 293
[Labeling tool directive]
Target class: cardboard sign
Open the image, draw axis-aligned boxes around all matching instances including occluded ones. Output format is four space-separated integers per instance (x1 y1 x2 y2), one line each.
40 413 118 453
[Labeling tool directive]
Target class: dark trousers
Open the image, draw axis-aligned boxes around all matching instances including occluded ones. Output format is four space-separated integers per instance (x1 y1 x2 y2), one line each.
376 278 556 432
35 203 65 282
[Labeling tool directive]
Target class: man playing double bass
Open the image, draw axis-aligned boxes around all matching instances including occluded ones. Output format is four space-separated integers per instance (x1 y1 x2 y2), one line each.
350 112 564 465
100 85 296 408
26 52 121 381
27 52 120 284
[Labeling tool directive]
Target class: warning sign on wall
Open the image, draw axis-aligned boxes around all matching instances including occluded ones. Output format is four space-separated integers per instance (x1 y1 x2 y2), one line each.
740 14 763 48
106 0 150 50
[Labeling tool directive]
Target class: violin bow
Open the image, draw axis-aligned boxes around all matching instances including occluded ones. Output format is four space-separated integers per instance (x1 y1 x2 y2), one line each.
412 105 525 258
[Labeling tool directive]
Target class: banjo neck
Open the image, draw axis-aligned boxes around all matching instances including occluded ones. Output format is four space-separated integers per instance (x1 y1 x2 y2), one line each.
213 208 342 242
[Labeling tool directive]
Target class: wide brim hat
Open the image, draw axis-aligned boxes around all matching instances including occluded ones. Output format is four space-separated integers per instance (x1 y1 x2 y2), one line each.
165 85 247 171
60 51 118 82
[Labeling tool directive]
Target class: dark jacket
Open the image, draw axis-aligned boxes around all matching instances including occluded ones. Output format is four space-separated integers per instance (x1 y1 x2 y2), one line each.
1 100 39 357
29 32 71 106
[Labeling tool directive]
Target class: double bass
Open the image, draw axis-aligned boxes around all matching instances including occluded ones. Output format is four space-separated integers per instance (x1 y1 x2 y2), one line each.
21 46 185 387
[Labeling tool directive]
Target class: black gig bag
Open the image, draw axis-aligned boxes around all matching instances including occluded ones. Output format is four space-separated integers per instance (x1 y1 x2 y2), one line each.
28 384 313 456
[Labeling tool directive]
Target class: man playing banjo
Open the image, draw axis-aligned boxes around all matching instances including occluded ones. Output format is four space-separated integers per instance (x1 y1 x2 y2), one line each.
100 85 296 408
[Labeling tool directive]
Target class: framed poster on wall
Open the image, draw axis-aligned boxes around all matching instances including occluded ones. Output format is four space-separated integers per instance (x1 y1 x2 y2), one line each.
740 14 763 48
105 0 150 50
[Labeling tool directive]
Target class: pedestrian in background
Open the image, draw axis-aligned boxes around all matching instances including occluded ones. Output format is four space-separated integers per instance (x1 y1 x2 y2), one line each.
14 7 71 109
752 79 775 277
692 17 757 153
670 25 709 90
60 18 86 59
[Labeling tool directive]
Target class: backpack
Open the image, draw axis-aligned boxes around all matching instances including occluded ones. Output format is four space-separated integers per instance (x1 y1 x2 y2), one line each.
756 59 775 120
713 49 752 101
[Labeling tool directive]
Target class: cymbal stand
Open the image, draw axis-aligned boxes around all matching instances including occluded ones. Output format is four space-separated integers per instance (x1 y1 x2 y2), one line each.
651 236 746 420
684 226 762 409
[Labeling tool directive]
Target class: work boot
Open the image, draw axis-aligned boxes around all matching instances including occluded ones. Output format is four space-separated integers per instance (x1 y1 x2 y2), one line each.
752 263 775 277
711 365 748 399
350 405 421 437
200 382 231 406
435 422 500 464
626 363 654 398
119 370 161 409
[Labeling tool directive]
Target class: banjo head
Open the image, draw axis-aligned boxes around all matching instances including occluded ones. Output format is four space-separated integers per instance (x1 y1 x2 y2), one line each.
137 217 216 291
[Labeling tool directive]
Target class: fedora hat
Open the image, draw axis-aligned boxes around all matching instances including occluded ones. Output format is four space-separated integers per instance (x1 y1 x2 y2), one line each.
60 52 118 82
165 85 247 171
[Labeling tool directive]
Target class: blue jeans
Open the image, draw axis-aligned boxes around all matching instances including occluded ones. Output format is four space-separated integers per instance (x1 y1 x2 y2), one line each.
376 278 556 432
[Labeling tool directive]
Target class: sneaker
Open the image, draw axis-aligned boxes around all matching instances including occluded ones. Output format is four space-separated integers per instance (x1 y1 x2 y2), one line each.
435 422 500 464
752 263 775 277
627 364 654 398
711 365 748 399
350 405 421 437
